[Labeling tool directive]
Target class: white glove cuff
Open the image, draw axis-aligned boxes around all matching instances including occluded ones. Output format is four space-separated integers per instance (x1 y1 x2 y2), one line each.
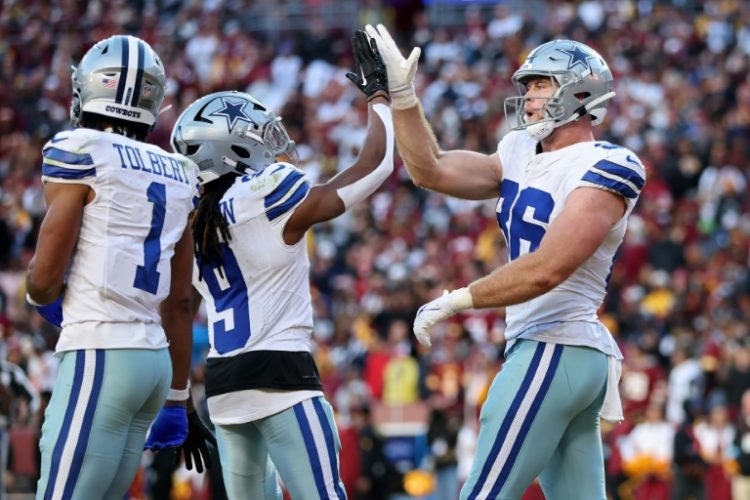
449 287 474 312
390 85 419 110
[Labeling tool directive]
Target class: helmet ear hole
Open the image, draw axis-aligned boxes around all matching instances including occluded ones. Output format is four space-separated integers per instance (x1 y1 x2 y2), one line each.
231 145 250 158
185 144 200 155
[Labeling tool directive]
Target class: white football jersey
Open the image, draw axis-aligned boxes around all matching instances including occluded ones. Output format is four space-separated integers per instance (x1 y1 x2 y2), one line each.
41 128 198 352
495 130 646 358
193 162 314 358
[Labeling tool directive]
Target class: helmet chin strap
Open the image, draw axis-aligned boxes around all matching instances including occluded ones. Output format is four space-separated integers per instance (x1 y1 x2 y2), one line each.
526 120 556 141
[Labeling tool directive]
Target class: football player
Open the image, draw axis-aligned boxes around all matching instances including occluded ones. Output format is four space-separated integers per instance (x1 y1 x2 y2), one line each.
170 30 393 499
366 25 646 500
26 35 210 499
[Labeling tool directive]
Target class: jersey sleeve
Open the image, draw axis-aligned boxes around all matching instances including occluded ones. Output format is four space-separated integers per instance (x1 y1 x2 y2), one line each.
258 163 311 224
578 149 646 205
41 130 98 186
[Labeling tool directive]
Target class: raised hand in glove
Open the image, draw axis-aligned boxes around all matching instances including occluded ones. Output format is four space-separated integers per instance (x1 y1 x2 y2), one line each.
346 29 388 100
175 411 217 474
364 24 421 109
413 288 474 347
144 405 188 451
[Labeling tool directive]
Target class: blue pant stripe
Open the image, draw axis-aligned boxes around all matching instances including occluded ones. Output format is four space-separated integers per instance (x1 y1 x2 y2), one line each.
61 350 105 499
312 398 346 499
44 350 86 500
293 402 328 499
467 342 547 500
487 344 564 498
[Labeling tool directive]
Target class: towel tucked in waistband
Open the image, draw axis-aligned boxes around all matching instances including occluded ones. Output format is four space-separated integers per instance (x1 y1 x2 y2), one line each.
600 356 623 423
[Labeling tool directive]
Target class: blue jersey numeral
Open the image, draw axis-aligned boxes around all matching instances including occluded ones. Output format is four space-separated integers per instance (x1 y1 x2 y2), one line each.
134 182 166 294
496 180 555 260
497 179 519 245
202 245 251 354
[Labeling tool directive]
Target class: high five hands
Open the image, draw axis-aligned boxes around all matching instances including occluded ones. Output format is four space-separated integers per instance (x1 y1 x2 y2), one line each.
364 24 421 109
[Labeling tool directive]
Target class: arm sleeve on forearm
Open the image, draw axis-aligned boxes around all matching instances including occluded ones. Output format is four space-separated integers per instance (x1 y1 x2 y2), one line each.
336 104 394 210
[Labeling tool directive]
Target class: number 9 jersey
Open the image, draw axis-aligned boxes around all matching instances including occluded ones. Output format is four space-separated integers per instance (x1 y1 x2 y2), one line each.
495 130 646 358
41 128 199 352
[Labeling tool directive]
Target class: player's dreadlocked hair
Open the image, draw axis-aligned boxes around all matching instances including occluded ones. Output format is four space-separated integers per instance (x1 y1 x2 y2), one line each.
191 174 239 280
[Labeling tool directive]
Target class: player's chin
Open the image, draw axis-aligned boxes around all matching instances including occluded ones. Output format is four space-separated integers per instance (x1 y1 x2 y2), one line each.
524 113 542 124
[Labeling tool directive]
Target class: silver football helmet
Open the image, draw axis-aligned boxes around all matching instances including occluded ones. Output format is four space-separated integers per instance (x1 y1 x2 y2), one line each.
171 91 294 184
504 39 615 140
70 35 166 129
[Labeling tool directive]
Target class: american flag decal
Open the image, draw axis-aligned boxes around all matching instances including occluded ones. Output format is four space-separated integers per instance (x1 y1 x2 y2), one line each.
101 76 119 88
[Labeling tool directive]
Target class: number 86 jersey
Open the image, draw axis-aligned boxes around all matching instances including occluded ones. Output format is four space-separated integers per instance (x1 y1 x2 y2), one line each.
41 128 199 352
495 130 646 356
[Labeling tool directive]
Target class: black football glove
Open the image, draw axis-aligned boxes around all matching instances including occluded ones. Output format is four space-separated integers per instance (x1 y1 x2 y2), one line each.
175 411 217 474
346 29 388 100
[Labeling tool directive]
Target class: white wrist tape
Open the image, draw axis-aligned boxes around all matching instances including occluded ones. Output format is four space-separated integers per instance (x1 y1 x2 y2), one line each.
448 287 474 312
167 382 191 402
25 293 44 307
336 103 394 209
390 84 419 110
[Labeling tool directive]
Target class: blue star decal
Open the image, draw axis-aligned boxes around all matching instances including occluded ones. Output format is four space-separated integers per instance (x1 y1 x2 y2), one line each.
209 98 252 132
558 45 593 71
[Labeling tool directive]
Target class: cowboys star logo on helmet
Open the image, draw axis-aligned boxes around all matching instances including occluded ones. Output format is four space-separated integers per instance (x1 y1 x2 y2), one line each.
557 45 593 71
209 97 255 132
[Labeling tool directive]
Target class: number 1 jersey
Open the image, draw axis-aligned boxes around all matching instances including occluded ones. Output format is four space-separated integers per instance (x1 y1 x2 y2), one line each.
41 128 198 352
495 130 646 357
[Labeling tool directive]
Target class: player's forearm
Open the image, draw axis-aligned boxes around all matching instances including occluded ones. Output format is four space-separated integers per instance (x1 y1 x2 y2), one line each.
161 299 193 392
393 104 442 189
26 259 65 305
469 252 568 309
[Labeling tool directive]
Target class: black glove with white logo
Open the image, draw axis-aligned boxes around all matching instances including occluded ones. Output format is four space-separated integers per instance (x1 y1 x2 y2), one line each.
346 30 388 100
175 411 217 473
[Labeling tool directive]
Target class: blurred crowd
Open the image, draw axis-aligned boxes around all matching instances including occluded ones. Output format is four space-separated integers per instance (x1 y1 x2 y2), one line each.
1 0 750 498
